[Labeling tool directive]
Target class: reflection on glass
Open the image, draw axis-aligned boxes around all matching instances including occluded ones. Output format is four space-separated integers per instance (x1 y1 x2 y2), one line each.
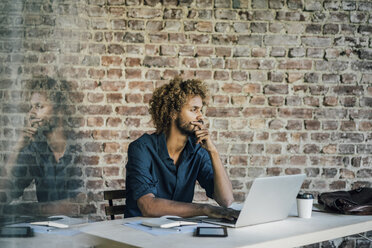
1 78 84 219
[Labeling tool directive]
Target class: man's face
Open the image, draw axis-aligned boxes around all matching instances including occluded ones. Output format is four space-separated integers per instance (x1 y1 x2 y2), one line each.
29 92 54 130
175 95 204 136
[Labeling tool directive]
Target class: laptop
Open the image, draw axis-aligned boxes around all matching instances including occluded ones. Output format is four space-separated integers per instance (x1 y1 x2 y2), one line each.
203 174 306 228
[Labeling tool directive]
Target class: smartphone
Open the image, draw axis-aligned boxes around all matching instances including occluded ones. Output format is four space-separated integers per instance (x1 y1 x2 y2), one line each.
0 226 34 237
195 227 228 237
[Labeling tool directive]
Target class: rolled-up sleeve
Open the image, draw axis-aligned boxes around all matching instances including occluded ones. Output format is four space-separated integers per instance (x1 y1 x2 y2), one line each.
126 141 158 201
196 149 215 199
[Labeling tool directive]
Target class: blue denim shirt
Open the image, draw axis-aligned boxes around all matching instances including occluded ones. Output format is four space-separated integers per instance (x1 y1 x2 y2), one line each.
125 133 215 217
11 141 82 202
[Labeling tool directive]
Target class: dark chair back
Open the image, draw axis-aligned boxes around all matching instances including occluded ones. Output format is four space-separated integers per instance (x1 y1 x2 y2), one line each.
103 189 126 220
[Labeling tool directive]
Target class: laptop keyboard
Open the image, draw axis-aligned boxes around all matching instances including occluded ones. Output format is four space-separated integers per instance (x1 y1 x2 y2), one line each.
203 217 237 225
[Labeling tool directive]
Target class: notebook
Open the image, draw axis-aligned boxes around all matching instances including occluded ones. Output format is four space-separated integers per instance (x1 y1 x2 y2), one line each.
203 174 306 228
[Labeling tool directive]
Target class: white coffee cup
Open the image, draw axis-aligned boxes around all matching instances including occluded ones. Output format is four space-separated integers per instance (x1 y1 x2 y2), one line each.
297 193 314 218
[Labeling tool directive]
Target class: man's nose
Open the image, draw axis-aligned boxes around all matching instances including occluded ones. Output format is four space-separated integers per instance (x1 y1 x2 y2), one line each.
196 112 204 121
29 106 37 116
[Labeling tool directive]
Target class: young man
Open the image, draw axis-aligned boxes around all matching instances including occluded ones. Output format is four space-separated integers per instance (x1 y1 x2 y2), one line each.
125 78 238 219
2 78 83 213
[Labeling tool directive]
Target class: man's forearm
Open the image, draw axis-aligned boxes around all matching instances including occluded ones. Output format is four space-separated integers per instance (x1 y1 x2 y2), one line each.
138 194 206 217
137 194 239 219
208 149 234 207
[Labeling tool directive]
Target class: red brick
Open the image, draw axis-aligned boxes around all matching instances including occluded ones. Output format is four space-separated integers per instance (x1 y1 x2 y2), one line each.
206 107 240 117
216 47 232 57
289 155 307 165
251 48 266 57
214 71 229 80
323 96 338 106
213 95 229 105
359 121 372 131
102 56 122 66
273 155 289 165
88 68 105 79
279 108 312 119
196 47 213 56
195 70 212 79
85 167 103 178
104 167 120 176
115 106 148 115
330 181 346 190
182 58 198 68
104 154 122 164
285 168 302 175
243 84 261 93
232 71 248 81
124 117 141 128
229 156 248 165
287 73 303 83
268 96 284 106
340 121 356 131
305 120 320 130
160 45 178 56
106 117 122 127
222 83 242 93
101 81 126 91
87 93 104 103
250 119 266 129
75 156 100 165
195 21 213 32
231 96 247 105
107 93 123 103
92 130 120 140
267 167 282 176
269 119 284 129
272 132 288 142
286 120 302 130
84 142 103 153
241 59 260 69
125 57 141 67
160 70 177 79
87 117 104 127
250 96 265 105
243 108 276 118
125 69 141 79
87 180 104 190
128 81 153 91
322 144 337 154
146 70 161 80
250 156 270 166
229 168 247 177
278 60 312 70
125 93 142 103
225 59 238 69
79 105 112 115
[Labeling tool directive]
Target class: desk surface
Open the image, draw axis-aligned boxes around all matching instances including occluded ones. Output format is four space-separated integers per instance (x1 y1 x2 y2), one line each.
1 212 371 248
80 212 372 248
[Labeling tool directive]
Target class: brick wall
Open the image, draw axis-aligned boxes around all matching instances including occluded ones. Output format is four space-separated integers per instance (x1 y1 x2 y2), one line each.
0 0 371 246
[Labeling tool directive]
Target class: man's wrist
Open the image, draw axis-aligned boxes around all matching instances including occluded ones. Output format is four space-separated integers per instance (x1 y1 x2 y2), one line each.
207 148 219 157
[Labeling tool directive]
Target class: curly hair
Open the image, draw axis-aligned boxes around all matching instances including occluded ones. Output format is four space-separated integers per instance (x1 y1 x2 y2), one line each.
25 77 72 115
149 77 208 134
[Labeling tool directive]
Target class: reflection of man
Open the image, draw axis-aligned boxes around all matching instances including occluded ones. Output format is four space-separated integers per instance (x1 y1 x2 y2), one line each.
125 77 238 219
3 78 82 207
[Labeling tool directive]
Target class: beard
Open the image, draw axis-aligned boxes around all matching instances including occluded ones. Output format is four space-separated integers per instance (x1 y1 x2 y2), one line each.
31 116 59 140
175 116 195 136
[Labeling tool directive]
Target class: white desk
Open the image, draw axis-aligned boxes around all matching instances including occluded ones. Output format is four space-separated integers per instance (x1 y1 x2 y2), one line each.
80 212 372 248
1 212 371 248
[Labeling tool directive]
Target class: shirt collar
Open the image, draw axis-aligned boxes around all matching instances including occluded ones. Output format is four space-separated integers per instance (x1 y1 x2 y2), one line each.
157 133 197 160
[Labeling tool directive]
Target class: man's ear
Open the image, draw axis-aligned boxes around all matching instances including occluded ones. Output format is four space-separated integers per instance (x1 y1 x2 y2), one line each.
170 111 177 121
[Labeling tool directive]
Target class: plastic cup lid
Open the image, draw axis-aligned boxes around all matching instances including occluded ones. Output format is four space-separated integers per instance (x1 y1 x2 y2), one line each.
297 193 314 199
